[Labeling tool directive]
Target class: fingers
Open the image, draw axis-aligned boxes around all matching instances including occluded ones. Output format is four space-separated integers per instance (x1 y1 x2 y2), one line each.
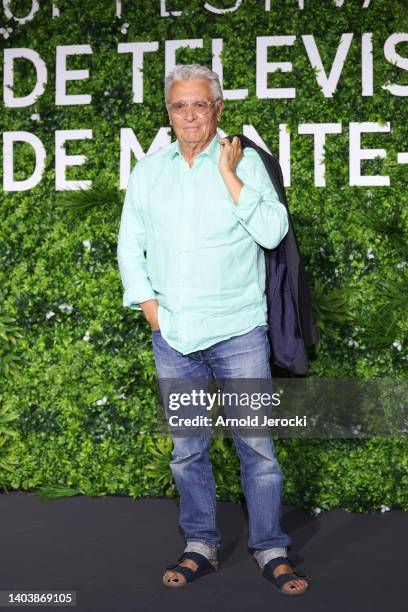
219 136 241 147
232 136 242 152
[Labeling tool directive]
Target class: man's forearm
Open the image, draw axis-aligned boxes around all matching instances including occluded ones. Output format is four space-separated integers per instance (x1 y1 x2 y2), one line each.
220 169 289 250
220 171 244 205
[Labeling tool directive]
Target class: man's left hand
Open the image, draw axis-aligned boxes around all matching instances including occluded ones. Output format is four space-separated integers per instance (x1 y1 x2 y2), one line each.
218 136 243 176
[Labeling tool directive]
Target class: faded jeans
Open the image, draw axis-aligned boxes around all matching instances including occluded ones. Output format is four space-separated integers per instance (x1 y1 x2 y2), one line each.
151 324 291 568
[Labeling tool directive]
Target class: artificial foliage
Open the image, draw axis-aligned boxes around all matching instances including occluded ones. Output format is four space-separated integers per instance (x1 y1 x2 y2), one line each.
0 0 407 513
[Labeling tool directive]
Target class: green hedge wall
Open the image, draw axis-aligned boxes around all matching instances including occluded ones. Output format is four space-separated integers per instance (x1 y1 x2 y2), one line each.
0 0 407 513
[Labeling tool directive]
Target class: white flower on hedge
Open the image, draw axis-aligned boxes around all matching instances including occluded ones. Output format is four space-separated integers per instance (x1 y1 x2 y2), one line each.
96 396 108 406
82 239 92 251
348 338 359 348
366 189 372 199
31 113 41 121
120 393 127 399
83 329 91 341
0 27 12 39
392 340 402 351
396 261 407 269
58 303 73 313
46 310 55 320
366 247 375 260
120 22 129 34
380 504 390 513
313 507 322 516
104 90 110 96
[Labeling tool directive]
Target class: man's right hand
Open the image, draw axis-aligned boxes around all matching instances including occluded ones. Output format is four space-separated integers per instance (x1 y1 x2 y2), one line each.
140 299 160 331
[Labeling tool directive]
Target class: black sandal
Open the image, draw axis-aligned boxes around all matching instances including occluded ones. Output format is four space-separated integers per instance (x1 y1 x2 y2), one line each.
260 556 310 596
162 551 218 588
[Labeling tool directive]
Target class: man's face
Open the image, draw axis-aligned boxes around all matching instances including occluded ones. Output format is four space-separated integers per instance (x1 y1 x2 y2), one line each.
167 78 223 146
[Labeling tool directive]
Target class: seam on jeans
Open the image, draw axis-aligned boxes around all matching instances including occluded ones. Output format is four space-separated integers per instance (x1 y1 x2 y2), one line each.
233 433 248 488
198 434 217 532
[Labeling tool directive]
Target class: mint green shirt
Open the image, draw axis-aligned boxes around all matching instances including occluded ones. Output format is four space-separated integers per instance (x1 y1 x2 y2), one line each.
117 130 289 355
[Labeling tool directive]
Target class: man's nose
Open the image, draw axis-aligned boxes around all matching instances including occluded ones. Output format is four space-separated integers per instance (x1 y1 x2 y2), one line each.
184 105 198 120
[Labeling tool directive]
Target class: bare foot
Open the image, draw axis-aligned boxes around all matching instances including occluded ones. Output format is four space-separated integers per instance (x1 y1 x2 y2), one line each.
163 556 218 586
271 561 309 594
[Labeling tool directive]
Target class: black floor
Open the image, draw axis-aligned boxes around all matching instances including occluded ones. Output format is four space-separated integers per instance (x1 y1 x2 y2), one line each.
0 491 405 611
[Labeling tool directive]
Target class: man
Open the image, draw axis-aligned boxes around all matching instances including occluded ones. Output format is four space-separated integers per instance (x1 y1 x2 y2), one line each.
117 64 309 596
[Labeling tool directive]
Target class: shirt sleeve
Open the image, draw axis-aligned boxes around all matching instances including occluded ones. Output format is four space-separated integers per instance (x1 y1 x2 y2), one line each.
230 148 289 250
117 162 156 311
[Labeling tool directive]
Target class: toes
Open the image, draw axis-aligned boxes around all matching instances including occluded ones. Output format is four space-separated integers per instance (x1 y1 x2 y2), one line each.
283 579 308 593
164 570 185 585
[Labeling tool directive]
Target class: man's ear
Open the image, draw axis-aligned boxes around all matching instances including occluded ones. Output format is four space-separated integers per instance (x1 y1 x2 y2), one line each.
217 98 224 121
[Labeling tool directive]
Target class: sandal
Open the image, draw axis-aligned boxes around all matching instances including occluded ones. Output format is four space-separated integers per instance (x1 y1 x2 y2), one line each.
259 556 310 596
162 551 218 588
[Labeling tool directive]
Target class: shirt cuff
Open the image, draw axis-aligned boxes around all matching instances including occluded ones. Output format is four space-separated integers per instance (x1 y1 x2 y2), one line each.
123 288 157 311
230 183 262 222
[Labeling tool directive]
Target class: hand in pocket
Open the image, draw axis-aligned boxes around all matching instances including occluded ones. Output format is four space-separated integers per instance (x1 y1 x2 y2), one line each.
140 299 160 331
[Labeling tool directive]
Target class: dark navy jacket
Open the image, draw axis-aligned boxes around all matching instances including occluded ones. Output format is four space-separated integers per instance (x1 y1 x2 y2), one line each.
229 134 319 375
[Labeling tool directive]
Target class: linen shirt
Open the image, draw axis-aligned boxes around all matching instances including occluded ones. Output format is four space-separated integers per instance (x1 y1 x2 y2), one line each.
117 130 289 355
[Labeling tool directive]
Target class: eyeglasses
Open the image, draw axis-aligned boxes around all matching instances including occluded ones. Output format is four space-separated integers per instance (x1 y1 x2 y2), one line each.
167 98 221 116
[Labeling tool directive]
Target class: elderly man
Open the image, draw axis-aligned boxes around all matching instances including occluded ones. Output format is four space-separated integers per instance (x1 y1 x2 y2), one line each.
117 64 309 596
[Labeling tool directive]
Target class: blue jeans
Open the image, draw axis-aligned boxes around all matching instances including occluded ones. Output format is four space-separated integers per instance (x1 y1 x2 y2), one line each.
151 324 291 567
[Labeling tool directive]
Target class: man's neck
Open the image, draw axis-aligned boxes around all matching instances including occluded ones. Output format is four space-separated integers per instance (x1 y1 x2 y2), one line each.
178 133 216 167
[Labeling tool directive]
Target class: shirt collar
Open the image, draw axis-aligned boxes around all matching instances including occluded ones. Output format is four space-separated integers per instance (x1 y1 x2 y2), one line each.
171 130 221 165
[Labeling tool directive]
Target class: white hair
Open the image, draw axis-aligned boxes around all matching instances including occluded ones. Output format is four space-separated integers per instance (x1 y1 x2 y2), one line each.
164 64 223 106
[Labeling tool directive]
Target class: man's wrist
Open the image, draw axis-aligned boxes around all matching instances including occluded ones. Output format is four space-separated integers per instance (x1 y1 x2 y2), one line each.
140 299 158 321
220 168 236 178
